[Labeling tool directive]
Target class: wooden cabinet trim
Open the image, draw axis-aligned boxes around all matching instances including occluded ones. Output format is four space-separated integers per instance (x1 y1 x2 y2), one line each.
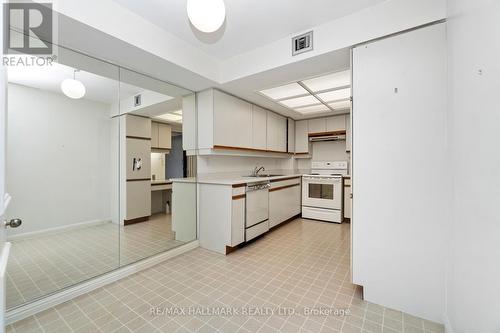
124 215 150 226
127 178 151 182
270 176 301 183
308 130 346 137
269 183 300 192
213 145 291 154
126 135 151 141
232 183 246 188
232 194 246 200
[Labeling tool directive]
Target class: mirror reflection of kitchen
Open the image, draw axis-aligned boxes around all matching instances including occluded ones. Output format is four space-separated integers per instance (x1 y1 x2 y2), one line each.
118 69 197 266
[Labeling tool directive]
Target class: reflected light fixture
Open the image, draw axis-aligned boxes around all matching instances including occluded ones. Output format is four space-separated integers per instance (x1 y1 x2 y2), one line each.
187 0 226 33
61 69 86 99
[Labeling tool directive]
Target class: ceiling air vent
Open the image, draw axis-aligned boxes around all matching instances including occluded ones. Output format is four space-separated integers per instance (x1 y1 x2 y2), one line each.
292 31 313 56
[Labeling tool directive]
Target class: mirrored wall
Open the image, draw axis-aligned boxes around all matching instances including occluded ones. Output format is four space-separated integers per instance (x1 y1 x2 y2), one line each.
5 41 197 310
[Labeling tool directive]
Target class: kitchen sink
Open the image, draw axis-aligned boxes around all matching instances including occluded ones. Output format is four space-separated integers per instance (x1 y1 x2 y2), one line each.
245 174 284 178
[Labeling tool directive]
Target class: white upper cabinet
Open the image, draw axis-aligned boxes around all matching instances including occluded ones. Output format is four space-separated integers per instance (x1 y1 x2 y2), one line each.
295 120 309 153
126 114 151 138
151 122 172 150
308 118 326 134
213 90 253 149
326 115 346 132
158 123 172 149
194 89 289 155
287 118 295 153
266 111 287 152
252 105 267 150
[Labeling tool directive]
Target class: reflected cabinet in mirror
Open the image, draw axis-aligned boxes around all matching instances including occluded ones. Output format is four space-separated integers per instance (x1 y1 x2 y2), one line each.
5 48 198 310
117 68 197 267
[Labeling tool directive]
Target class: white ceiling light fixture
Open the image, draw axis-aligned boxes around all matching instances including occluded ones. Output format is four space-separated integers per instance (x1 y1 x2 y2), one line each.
258 69 351 115
187 0 226 33
280 95 321 108
302 70 350 92
260 83 308 100
295 104 329 114
61 69 86 99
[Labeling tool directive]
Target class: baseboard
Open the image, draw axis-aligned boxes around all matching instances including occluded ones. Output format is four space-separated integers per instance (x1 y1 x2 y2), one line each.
5 240 199 325
443 314 454 333
6 219 111 240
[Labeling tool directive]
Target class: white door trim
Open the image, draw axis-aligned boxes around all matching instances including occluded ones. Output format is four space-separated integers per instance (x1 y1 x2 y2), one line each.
5 240 199 325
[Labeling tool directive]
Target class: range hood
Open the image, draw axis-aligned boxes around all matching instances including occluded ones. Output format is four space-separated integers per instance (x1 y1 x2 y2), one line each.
308 131 346 142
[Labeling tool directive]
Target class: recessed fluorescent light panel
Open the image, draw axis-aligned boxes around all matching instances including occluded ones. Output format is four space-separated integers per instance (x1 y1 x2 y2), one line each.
280 95 320 108
258 69 351 115
295 104 330 114
260 82 308 100
302 70 350 93
316 88 350 103
157 113 182 123
328 100 351 110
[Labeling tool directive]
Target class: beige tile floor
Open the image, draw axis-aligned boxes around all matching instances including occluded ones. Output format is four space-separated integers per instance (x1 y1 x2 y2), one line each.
6 218 444 333
6 214 185 309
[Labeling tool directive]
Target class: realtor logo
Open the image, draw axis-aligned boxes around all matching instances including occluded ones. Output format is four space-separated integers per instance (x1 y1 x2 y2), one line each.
3 2 53 55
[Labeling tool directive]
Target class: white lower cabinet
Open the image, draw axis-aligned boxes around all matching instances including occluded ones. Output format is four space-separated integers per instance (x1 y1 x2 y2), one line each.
344 178 351 219
269 178 301 228
230 195 245 246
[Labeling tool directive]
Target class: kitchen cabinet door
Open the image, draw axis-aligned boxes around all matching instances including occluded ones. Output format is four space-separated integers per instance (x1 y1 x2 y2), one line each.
252 105 267 150
266 111 287 152
158 123 172 149
213 90 253 148
345 114 351 152
295 120 309 153
230 197 245 246
269 184 301 228
126 114 151 138
126 138 151 180
126 180 151 220
326 115 346 132
344 178 351 219
151 122 159 148
287 118 295 153
308 118 326 134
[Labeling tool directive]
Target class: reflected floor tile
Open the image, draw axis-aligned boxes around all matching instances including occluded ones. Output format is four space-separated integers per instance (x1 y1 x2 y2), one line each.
6 213 185 309
7 218 444 333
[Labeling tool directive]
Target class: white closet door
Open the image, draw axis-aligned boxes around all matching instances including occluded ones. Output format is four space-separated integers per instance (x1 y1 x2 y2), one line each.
352 24 447 322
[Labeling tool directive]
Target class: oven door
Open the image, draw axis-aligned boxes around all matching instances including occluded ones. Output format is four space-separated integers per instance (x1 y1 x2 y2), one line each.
302 177 342 209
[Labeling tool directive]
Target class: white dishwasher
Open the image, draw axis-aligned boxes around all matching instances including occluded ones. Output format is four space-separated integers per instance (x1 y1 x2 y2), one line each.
245 181 270 241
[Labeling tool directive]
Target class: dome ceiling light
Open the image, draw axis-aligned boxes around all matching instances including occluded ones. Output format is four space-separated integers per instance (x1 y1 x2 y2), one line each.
61 69 86 99
187 0 226 33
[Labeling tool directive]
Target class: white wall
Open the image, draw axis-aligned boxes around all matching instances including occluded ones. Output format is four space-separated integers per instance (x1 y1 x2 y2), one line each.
296 141 350 171
151 153 166 180
352 24 448 322
6 84 116 236
197 155 293 176
445 0 500 332
221 0 446 82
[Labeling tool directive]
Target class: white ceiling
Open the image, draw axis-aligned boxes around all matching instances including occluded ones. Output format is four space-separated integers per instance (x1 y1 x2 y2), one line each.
7 61 137 104
112 0 386 60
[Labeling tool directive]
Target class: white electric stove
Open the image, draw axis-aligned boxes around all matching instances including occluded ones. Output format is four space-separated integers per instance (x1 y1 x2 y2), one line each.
302 161 348 223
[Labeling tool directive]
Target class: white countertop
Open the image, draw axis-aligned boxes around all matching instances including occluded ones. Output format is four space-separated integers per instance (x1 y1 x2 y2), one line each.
171 171 351 185
171 171 306 186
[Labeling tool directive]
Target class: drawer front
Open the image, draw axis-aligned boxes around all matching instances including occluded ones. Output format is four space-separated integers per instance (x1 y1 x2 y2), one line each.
246 221 269 241
232 186 246 196
302 206 341 223
270 177 301 189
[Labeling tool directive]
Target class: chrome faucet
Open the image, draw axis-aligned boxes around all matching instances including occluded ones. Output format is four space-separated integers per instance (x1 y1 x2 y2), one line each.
253 166 265 176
